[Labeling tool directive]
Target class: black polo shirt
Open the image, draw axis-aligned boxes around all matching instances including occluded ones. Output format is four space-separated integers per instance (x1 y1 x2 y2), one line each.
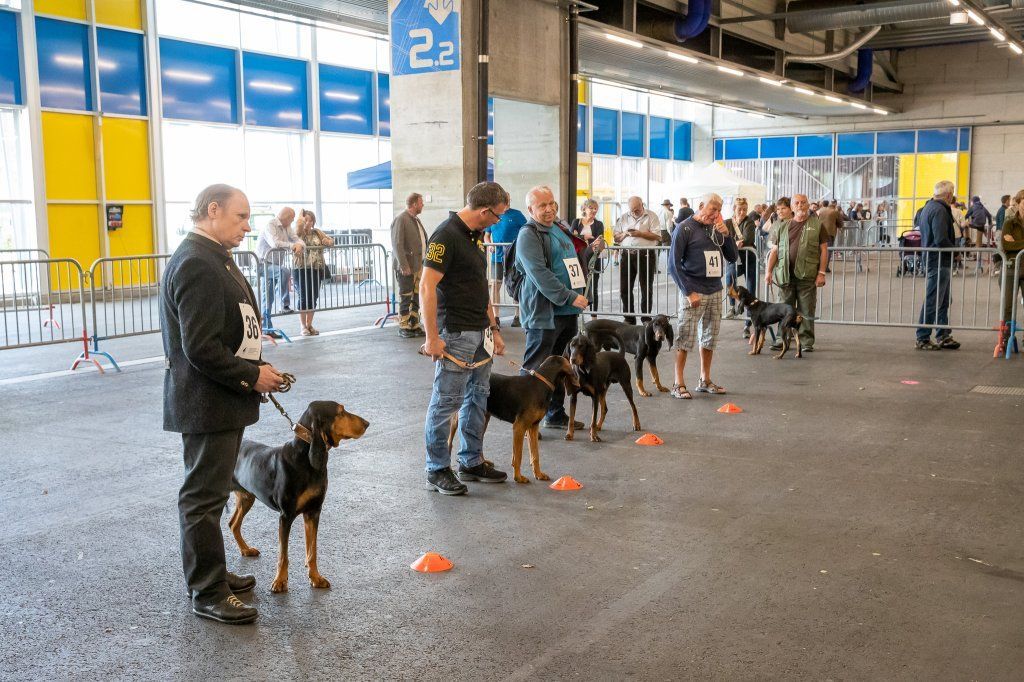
423 212 490 332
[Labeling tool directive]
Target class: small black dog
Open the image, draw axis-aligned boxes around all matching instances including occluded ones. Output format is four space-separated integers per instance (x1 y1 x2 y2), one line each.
584 315 675 397
729 285 804 359
565 334 641 442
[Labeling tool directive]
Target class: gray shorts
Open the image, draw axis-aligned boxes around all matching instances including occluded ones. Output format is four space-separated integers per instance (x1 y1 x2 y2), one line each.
674 292 723 352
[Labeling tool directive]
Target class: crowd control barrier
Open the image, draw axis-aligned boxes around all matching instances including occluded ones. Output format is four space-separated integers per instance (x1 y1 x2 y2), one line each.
1 258 90 354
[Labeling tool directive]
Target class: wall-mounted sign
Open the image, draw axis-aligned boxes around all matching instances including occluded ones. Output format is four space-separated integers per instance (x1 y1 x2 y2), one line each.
390 0 461 77
106 204 124 231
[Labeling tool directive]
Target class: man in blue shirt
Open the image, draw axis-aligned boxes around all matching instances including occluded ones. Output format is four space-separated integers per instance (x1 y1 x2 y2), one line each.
485 207 527 326
516 185 590 428
915 180 961 350
667 193 738 399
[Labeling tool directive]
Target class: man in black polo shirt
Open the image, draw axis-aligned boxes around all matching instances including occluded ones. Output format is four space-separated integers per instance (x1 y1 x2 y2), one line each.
419 182 510 495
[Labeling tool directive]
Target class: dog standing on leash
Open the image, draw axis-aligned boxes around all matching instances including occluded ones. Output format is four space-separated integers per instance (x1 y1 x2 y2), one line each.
230 400 369 593
583 315 675 397
565 334 642 442
729 285 804 359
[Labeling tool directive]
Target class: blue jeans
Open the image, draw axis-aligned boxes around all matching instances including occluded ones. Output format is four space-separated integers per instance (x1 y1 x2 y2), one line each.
523 314 578 421
725 261 738 307
261 264 281 323
280 266 293 308
917 258 953 342
424 329 491 472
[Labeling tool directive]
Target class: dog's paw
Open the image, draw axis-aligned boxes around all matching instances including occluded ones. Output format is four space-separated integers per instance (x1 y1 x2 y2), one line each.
639 390 652 398
564 433 574 441
270 579 288 593
309 575 331 589
633 424 642 432
535 472 550 481
657 385 670 393
514 474 530 484
748 350 757 356
589 432 602 443
240 547 260 558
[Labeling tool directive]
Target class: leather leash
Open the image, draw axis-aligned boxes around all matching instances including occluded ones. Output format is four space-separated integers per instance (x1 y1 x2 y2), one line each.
502 356 556 392
261 372 313 443
418 347 554 391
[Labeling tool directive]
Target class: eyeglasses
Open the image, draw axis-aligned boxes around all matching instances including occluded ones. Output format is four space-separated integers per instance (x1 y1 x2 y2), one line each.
483 207 506 220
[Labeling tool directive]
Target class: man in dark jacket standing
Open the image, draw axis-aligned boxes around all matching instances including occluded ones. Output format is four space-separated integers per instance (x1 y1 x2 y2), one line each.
390 192 429 338
162 184 285 624
915 180 961 350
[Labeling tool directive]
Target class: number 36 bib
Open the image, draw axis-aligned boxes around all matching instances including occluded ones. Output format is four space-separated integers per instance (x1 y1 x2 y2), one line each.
704 250 722 278
236 302 262 361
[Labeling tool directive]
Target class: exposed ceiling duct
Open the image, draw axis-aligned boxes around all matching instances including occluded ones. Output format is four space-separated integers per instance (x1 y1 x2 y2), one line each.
673 0 711 41
786 0 1024 34
785 26 881 63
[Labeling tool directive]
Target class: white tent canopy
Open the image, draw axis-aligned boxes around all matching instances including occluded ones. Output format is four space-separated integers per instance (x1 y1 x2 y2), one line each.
679 162 768 210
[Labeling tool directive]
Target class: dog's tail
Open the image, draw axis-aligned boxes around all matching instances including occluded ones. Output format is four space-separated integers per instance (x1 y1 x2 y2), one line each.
610 330 626 356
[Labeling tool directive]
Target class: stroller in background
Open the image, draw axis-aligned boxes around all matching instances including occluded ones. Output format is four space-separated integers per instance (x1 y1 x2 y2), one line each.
896 229 924 277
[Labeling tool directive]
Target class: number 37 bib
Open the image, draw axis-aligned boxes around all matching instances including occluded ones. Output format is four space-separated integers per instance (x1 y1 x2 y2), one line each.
236 302 262 361
704 250 722 278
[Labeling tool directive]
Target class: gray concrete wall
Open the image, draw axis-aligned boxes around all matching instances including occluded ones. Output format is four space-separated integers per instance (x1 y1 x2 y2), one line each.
710 40 1024 206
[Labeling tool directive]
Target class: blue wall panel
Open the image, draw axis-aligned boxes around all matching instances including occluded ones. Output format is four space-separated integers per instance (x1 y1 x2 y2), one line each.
724 137 758 160
0 10 21 106
577 104 587 153
592 107 618 155
377 73 390 137
959 127 971 151
160 38 238 124
673 121 693 161
36 17 92 111
760 136 795 159
649 116 670 159
714 138 723 161
243 52 308 129
621 112 644 158
319 63 373 135
837 132 874 156
797 134 832 158
917 128 958 153
876 130 915 155
97 28 146 116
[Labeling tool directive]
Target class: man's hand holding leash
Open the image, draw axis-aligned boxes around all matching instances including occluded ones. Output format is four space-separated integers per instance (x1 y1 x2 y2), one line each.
255 364 285 393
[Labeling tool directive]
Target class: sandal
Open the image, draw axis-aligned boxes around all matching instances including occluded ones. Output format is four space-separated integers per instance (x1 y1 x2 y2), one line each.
670 383 692 400
695 379 726 394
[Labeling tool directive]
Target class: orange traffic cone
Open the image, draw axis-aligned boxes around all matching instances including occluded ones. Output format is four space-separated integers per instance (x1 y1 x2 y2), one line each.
549 475 583 490
635 433 664 446
717 403 743 414
410 552 453 573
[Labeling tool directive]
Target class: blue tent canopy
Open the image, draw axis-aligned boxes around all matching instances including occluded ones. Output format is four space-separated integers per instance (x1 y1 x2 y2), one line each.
346 160 494 190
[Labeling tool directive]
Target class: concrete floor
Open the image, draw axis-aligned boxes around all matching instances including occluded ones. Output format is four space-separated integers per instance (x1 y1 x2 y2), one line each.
1 319 1023 680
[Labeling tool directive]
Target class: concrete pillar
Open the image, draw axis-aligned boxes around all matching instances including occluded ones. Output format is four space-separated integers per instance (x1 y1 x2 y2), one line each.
388 0 568 228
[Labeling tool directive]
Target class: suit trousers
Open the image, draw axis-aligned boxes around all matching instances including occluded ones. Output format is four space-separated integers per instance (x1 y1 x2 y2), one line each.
179 428 244 605
619 249 657 325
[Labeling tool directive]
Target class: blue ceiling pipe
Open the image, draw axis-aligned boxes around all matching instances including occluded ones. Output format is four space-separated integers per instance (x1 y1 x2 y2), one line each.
673 0 710 42
848 48 874 94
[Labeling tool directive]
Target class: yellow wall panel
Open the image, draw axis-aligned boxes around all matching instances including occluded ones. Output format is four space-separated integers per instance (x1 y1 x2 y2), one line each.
914 153 958 199
896 155 917 230
102 117 151 200
48 204 101 268
107 205 153 259
957 152 971 201
42 112 97 201
35 0 87 20
95 0 142 29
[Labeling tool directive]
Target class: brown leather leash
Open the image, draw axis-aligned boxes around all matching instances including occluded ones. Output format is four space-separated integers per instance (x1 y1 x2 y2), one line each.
502 356 556 391
418 346 555 391
261 372 313 443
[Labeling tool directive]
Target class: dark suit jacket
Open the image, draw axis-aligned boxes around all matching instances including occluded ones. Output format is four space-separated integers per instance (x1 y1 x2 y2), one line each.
675 206 695 225
161 233 263 434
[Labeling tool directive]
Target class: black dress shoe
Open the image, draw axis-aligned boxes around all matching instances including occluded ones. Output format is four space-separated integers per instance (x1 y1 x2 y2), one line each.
192 595 258 625
227 572 256 594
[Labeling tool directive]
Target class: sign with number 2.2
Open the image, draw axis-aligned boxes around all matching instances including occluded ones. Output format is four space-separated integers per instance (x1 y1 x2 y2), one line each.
391 0 461 76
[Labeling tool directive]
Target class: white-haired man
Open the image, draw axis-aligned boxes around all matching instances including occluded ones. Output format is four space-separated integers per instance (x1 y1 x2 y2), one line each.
765 193 828 353
667 193 737 398
255 207 303 329
914 180 960 350
614 196 662 324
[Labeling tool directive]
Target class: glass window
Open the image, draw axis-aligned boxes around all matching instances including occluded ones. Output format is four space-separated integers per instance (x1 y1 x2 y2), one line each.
316 25 379 69
0 0 23 9
649 116 670 160
156 0 240 48
320 134 381 203
620 112 644 158
160 38 239 124
592 108 618 156
161 121 244 205
97 28 147 116
36 17 93 111
0 108 34 249
377 73 390 137
319 64 373 135
240 11 311 59
0 10 21 105
590 83 620 109
242 52 309 129
242 128 314 205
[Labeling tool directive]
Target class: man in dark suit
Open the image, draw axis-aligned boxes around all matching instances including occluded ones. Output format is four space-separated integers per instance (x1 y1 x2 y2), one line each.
161 184 285 624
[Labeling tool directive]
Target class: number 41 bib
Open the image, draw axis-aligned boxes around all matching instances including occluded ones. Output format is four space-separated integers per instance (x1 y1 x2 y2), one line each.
704 250 722 278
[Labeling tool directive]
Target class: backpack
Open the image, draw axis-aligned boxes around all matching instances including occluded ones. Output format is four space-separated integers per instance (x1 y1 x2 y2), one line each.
503 224 551 303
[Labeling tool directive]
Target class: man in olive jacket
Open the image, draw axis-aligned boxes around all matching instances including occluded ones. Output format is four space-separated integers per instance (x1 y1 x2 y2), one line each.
162 184 284 625
765 194 829 352
390 192 429 337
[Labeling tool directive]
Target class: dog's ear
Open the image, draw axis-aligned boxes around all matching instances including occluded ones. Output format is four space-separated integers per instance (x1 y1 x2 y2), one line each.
303 401 336 471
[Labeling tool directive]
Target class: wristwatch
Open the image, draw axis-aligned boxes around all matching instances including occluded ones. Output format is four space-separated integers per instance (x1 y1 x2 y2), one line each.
489 324 501 333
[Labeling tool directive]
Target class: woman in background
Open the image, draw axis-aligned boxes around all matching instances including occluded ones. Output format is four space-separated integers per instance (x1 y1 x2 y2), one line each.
571 198 606 319
293 209 334 336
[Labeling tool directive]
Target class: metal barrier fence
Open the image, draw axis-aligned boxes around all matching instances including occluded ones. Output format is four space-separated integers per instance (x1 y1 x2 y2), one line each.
1 248 51 261
257 243 392 338
1 258 89 352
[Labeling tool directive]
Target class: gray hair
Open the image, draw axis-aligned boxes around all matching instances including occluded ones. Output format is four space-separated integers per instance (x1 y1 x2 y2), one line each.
406 192 423 208
702 192 724 208
525 185 555 208
467 181 510 210
934 180 955 197
190 184 241 224
580 198 599 212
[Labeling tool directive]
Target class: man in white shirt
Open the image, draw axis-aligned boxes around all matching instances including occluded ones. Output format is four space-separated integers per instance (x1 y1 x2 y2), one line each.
613 196 662 324
255 207 303 325
659 200 674 239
